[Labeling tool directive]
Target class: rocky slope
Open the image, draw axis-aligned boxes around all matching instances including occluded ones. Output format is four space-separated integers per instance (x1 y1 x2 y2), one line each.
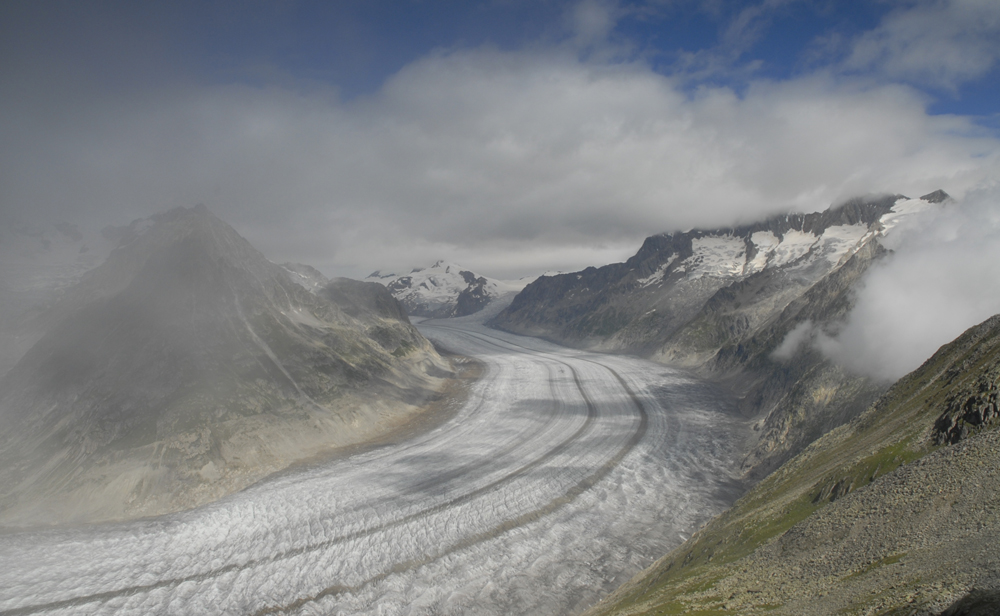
493 191 949 478
0 206 453 527
366 260 522 318
584 313 1000 616
279 261 331 294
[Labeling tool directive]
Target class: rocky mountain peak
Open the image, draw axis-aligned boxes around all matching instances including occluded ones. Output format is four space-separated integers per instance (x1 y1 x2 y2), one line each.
34 205 303 333
920 188 951 203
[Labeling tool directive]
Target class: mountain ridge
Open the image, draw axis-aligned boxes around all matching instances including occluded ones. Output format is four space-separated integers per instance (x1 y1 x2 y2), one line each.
492 191 948 479
492 193 906 349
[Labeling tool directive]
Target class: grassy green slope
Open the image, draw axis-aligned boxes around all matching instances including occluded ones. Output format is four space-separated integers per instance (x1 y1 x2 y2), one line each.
586 314 1000 616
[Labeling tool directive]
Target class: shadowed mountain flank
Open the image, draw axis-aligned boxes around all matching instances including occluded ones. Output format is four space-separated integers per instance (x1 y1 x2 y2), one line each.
493 192 949 479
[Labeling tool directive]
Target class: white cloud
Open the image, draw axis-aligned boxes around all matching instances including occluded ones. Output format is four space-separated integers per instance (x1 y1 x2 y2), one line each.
2 43 999 280
844 0 1000 89
719 0 798 57
771 319 817 361
568 0 620 48
817 184 1000 381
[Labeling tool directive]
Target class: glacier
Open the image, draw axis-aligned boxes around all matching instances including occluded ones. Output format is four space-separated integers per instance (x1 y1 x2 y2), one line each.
0 316 744 616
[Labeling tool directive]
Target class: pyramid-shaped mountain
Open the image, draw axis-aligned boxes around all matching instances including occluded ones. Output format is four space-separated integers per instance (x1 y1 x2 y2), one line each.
0 205 451 526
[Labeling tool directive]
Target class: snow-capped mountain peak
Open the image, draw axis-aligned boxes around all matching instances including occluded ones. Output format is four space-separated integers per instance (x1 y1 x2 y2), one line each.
365 261 523 318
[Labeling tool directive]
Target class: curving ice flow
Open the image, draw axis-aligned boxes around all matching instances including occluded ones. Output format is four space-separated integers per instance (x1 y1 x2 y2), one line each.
0 318 745 616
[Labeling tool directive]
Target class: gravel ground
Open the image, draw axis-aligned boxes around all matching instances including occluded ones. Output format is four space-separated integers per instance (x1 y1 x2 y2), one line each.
666 426 1000 615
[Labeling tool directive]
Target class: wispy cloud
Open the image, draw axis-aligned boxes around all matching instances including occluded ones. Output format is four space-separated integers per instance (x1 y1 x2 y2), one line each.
843 0 1000 89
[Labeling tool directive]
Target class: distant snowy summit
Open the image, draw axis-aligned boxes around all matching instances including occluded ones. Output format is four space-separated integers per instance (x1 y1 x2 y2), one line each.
366 260 524 318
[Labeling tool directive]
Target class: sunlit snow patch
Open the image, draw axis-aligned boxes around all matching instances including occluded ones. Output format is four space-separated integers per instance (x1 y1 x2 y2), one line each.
745 231 780 275
813 224 870 265
879 198 939 236
769 229 818 268
684 236 746 279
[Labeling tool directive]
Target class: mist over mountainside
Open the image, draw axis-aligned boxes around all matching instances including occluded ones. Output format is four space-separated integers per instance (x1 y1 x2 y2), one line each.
0 219 120 376
366 261 524 318
586 312 1000 616
493 191 949 479
279 261 331 295
0 206 453 527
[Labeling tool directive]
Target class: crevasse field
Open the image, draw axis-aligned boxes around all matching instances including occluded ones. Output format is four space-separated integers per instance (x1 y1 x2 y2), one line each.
0 317 744 616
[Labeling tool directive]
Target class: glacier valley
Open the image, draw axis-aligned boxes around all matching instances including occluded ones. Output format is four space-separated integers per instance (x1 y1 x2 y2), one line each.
0 316 745 616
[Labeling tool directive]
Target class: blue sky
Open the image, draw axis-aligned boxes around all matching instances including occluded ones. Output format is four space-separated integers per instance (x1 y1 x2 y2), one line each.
12 1 996 115
2 0 999 278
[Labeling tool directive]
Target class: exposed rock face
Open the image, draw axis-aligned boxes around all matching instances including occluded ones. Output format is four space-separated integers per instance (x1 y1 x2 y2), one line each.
0 206 451 527
920 188 952 204
935 384 1000 444
721 238 890 479
493 192 949 478
586 313 1000 616
932 318 1000 445
453 271 493 317
279 262 330 294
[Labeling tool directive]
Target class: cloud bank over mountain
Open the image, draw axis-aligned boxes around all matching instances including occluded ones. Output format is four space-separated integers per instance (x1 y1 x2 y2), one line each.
818 185 1000 381
1 1 998 281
